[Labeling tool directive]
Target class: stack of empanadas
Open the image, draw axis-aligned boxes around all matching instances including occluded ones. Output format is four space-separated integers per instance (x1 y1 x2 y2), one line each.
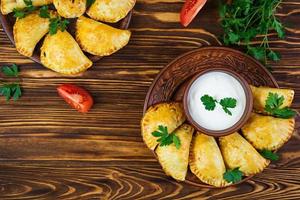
1 0 136 75
141 86 295 187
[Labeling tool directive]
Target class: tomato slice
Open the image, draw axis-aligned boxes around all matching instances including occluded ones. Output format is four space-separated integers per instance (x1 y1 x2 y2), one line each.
180 0 207 27
57 84 94 113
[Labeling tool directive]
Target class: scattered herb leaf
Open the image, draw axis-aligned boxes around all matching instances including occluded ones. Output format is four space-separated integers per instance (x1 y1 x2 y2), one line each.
265 92 296 118
151 125 181 149
49 17 70 35
13 0 36 19
260 149 279 161
1 64 19 77
200 94 217 111
223 168 243 183
220 97 237 116
219 0 285 65
39 5 50 18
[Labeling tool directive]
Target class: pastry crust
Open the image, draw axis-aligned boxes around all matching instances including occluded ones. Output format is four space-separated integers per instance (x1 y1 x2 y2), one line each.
141 102 186 150
1 0 52 15
250 85 294 113
219 133 270 176
155 124 194 181
76 16 131 56
86 0 136 23
53 0 86 18
242 113 295 151
189 132 229 187
40 30 92 75
13 11 56 57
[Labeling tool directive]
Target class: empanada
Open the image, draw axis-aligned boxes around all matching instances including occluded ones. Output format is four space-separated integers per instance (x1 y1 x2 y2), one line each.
86 0 136 23
13 11 56 57
219 133 269 176
53 0 86 18
41 30 92 75
1 0 52 15
76 16 131 56
190 133 229 187
141 102 186 150
155 124 194 181
242 113 295 151
251 85 294 113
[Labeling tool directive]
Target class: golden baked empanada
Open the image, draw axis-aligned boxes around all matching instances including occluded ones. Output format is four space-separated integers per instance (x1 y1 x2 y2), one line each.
250 85 294 113
141 102 186 150
53 0 86 18
1 0 52 15
76 16 131 56
242 113 295 151
155 124 194 181
41 30 92 75
86 0 136 23
219 133 269 176
190 133 229 187
13 11 56 57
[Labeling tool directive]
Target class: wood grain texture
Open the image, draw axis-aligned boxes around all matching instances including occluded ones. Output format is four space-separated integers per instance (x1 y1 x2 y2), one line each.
0 0 299 199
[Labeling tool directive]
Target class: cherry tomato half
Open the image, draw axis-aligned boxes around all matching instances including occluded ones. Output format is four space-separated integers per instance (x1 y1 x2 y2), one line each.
57 84 94 113
180 0 207 27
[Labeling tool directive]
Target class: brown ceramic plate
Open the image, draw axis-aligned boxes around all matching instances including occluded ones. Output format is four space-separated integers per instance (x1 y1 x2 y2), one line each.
0 6 132 64
143 47 279 188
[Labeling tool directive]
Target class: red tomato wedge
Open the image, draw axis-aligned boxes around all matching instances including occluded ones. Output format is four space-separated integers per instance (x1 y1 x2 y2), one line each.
180 0 207 27
57 84 94 113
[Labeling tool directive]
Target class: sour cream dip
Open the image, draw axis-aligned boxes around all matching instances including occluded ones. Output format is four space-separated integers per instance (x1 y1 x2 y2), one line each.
186 71 247 131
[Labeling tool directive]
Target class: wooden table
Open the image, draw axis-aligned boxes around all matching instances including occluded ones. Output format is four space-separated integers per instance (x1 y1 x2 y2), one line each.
0 0 299 199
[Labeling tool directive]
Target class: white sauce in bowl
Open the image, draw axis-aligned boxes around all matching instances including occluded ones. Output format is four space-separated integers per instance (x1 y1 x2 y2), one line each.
187 71 246 131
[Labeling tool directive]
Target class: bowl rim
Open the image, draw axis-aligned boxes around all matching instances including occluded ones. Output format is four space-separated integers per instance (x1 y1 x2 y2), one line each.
183 67 253 137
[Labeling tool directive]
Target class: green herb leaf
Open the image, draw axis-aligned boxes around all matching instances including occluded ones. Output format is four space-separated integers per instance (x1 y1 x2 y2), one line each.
260 149 279 161
268 50 280 62
201 94 217 111
13 0 36 19
2 64 19 77
87 0 96 7
223 168 243 183
39 5 50 18
13 8 26 19
49 17 70 35
265 92 296 119
0 83 22 101
220 97 237 116
151 125 181 149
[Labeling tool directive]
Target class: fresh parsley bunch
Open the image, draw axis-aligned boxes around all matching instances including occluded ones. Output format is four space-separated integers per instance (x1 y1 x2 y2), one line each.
0 64 22 101
219 0 285 64
152 125 181 149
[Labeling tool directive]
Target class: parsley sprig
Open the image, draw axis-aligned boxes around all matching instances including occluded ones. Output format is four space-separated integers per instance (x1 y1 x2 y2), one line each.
201 95 237 116
49 17 70 35
0 64 22 101
223 168 243 183
13 0 36 19
259 149 279 161
219 0 285 65
264 92 296 119
152 125 181 149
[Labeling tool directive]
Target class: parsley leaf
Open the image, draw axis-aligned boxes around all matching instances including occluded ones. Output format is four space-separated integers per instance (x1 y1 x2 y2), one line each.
2 64 19 77
151 125 181 149
219 0 285 65
260 149 279 161
220 97 237 116
87 0 96 7
200 94 217 111
265 92 296 118
39 5 50 18
223 168 243 183
0 83 22 101
13 0 36 19
13 8 26 19
49 17 70 35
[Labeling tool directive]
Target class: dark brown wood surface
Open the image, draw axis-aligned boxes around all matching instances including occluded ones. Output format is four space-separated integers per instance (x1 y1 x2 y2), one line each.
0 0 299 199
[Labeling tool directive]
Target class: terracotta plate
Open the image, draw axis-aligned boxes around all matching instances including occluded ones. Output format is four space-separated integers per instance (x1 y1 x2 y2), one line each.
143 47 279 188
0 7 132 64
